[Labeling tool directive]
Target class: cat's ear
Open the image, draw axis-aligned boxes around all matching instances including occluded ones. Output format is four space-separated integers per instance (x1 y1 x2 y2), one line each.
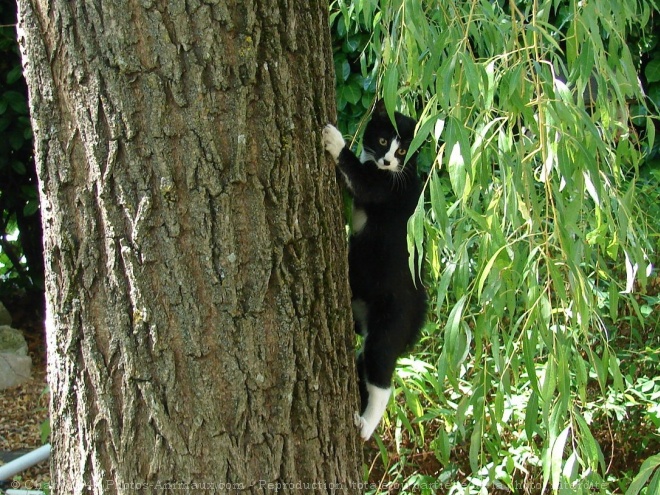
374 99 388 118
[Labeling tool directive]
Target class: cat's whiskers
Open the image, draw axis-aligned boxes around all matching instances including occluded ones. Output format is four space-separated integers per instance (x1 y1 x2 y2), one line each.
389 163 412 192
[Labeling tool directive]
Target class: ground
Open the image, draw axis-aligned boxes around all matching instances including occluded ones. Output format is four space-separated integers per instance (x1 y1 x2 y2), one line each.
0 293 49 492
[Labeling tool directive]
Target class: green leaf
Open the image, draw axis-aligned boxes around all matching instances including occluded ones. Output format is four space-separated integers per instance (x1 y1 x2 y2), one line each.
407 193 425 285
525 390 539 441
574 411 604 472
575 355 588 403
23 199 39 217
648 469 660 495
445 296 466 342
442 295 471 370
648 116 656 153
374 434 389 468
626 453 660 495
540 359 557 403
8 130 25 151
645 58 660 83
402 386 423 418
407 114 436 163
434 427 451 465
334 54 350 82
609 352 625 392
40 418 50 444
429 171 449 235
340 83 361 105
11 160 27 175
469 420 482 473
395 402 415 437
550 425 571 490
448 141 465 197
3 90 28 114
477 244 510 300
460 52 482 104
6 64 23 85
382 64 398 124
445 117 471 200
562 451 580 484
21 185 38 199
342 35 361 53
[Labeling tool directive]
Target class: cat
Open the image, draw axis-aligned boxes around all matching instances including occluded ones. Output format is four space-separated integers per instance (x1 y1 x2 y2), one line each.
322 100 427 440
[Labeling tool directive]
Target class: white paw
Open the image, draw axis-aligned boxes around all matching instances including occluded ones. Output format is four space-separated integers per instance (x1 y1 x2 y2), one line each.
355 384 391 441
354 412 375 441
322 124 345 162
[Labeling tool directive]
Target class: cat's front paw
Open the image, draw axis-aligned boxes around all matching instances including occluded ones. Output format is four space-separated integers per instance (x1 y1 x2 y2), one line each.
322 124 345 162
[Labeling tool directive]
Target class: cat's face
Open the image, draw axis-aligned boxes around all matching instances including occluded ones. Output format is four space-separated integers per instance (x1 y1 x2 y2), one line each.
361 103 417 173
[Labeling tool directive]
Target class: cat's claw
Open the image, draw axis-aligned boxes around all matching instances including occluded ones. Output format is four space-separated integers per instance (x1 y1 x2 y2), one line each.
353 411 363 427
322 124 345 162
353 412 372 441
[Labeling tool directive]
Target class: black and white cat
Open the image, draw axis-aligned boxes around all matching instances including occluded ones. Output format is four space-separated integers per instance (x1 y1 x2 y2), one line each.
323 100 427 440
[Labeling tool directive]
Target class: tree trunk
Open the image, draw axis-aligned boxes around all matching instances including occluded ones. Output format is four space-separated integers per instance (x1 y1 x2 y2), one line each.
17 0 361 492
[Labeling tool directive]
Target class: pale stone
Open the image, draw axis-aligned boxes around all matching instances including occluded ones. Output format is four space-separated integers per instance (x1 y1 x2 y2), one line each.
0 325 32 390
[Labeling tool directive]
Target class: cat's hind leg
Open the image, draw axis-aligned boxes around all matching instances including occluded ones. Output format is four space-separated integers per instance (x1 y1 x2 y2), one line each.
354 381 391 441
354 331 399 440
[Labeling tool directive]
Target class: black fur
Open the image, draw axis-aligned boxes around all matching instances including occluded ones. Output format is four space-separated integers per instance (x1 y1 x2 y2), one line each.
334 101 427 415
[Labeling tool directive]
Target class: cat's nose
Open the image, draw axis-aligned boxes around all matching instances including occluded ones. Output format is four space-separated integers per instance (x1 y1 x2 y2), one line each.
383 159 390 165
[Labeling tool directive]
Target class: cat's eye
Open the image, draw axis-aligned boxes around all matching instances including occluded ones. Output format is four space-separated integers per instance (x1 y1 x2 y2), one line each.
379 138 388 146
396 148 407 156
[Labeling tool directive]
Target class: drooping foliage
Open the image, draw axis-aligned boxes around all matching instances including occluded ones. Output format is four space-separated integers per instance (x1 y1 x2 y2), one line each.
330 0 660 493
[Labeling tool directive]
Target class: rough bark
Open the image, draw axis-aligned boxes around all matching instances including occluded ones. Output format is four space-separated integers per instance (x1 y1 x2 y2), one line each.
17 0 361 492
